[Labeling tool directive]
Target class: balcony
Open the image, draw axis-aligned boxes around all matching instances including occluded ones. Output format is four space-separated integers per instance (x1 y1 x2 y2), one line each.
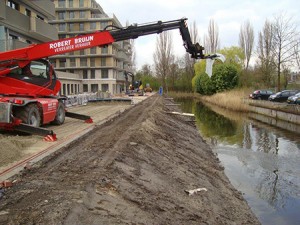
0 0 5 20
3 7 57 42
91 14 107 19
30 17 58 41
0 39 29 52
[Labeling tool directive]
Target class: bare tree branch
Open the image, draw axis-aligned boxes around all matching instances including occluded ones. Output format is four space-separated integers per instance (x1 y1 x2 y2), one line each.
153 31 174 92
206 19 220 54
271 12 299 91
257 19 276 86
239 20 254 70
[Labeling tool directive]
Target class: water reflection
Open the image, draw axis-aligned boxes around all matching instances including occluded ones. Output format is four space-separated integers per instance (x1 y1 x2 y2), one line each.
175 97 300 225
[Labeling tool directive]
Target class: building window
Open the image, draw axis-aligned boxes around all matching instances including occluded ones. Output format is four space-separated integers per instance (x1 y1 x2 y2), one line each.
69 23 74 31
59 23 66 31
69 0 73 7
101 58 106 66
58 0 66 7
102 46 108 54
100 22 108 30
7 1 19 10
25 9 31 17
69 11 75 19
91 69 95 79
90 58 95 67
79 23 84 31
83 70 88 79
91 84 99 92
83 84 88 92
79 11 85 18
80 50 85 55
58 34 66 39
90 22 96 30
59 59 66 67
37 15 44 20
69 58 76 67
79 0 84 7
8 34 17 41
101 69 108 78
90 47 96 54
101 84 108 92
58 12 65 20
80 58 87 66
67 84 70 95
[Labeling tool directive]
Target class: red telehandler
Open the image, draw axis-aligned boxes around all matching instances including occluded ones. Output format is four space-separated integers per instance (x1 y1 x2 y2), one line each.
0 18 215 141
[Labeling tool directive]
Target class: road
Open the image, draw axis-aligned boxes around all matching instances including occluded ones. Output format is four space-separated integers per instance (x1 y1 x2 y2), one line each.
0 96 146 180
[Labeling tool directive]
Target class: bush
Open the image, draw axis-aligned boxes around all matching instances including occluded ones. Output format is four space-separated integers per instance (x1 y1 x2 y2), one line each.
211 64 238 92
195 72 215 95
194 64 238 95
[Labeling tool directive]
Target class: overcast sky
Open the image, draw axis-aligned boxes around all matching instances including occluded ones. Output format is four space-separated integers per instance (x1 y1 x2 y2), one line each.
98 0 300 70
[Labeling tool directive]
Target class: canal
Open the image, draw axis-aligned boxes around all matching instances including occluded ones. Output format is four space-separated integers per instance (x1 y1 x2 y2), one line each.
175 98 300 225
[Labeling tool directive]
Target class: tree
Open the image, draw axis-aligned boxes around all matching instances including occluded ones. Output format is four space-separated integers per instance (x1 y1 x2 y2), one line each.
295 40 300 69
257 19 276 86
184 21 200 91
205 19 220 54
218 46 244 72
129 39 136 73
153 31 174 92
271 13 299 91
168 59 181 91
239 20 254 70
140 64 152 76
135 64 160 91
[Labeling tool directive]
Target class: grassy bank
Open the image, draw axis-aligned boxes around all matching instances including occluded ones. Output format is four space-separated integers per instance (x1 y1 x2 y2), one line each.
169 88 251 112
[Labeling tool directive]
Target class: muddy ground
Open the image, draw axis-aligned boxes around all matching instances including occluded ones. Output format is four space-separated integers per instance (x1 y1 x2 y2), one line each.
0 95 260 225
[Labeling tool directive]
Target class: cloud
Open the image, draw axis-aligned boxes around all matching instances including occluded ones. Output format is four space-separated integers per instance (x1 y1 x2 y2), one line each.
98 0 300 69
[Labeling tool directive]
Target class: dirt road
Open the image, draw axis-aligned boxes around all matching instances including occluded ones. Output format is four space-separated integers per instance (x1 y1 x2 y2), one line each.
0 101 133 175
0 95 260 225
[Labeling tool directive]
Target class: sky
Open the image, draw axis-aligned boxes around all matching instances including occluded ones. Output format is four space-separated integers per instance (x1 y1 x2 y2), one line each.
97 0 300 70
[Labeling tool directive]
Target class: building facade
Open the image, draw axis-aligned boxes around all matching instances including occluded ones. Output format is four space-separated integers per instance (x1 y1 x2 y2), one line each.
0 0 57 52
49 0 133 96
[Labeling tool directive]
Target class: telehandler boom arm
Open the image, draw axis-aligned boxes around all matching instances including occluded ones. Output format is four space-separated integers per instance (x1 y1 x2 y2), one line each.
0 18 208 76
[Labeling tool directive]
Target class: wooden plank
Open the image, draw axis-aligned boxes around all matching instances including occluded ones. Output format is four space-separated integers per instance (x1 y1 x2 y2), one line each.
166 111 195 117
165 103 181 106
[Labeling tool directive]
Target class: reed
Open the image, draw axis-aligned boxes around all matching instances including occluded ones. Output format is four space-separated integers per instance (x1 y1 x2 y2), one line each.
168 89 251 112
197 89 251 112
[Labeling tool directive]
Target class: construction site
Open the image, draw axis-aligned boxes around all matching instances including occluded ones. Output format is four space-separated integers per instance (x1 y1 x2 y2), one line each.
0 0 260 224
0 94 260 224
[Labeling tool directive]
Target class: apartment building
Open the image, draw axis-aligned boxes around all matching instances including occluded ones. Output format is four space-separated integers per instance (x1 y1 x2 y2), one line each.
0 0 57 51
49 0 133 95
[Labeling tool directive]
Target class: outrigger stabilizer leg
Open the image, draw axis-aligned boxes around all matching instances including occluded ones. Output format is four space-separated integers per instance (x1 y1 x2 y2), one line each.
14 123 57 142
65 111 93 123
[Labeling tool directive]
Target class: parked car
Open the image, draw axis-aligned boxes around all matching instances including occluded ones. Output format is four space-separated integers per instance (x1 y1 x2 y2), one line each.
287 92 300 104
268 90 300 102
249 90 274 100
